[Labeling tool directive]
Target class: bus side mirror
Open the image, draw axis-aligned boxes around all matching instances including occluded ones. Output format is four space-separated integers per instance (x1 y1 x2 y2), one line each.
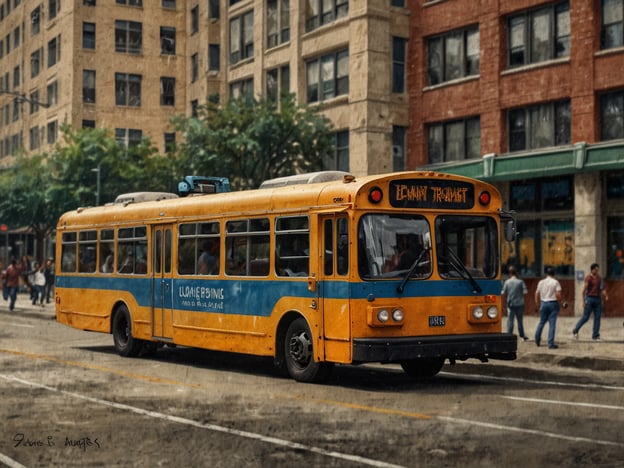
504 219 516 242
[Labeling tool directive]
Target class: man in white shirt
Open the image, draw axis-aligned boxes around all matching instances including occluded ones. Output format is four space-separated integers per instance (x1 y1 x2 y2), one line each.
534 267 563 349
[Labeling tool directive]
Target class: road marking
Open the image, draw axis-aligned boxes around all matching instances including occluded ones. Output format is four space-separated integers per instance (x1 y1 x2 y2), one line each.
0 374 406 468
294 395 432 420
436 415 624 448
441 370 624 391
2 322 35 328
0 348 202 389
501 395 624 411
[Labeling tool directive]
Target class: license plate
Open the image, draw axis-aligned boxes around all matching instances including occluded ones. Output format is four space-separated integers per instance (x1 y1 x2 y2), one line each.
429 315 446 327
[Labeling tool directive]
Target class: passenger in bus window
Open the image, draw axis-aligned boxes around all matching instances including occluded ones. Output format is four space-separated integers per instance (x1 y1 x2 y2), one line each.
118 251 134 274
198 240 219 275
101 254 114 273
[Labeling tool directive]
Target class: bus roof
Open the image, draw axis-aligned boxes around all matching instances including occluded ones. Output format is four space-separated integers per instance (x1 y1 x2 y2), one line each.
57 171 502 229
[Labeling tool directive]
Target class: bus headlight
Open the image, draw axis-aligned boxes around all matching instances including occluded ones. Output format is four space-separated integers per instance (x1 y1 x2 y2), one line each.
487 306 499 319
392 308 404 322
377 309 390 322
472 306 484 320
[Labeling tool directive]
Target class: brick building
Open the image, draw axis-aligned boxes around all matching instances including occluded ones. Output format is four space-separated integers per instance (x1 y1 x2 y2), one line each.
410 0 624 317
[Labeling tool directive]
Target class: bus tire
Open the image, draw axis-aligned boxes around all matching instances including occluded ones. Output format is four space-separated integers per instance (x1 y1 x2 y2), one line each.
284 318 333 383
112 305 143 357
400 358 445 379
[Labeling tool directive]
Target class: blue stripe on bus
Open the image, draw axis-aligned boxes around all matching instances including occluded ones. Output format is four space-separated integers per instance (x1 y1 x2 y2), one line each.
56 275 501 316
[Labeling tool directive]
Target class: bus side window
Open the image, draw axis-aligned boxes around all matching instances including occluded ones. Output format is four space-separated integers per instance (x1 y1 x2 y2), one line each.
337 218 348 276
100 229 114 273
61 232 77 273
276 216 309 277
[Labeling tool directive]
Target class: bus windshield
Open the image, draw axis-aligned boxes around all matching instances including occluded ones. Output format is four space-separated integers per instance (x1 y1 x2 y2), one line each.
435 215 498 280
358 214 432 279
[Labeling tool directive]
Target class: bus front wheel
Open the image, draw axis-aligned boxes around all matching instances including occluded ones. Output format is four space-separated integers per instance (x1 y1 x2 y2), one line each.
112 305 143 357
284 318 333 383
400 358 445 379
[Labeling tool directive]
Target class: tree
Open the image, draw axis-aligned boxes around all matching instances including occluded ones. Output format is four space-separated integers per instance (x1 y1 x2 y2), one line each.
172 94 335 190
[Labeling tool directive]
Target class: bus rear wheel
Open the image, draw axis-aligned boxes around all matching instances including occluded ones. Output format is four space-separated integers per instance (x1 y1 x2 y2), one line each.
400 358 445 379
284 318 333 383
112 305 143 357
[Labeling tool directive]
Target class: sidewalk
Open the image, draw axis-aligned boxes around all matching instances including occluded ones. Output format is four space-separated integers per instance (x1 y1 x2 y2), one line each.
4 293 624 372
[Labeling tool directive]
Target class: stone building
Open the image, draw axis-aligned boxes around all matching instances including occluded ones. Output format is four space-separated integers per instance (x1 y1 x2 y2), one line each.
0 0 410 175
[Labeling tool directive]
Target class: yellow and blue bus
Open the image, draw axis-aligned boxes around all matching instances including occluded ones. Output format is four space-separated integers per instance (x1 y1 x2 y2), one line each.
55 171 517 382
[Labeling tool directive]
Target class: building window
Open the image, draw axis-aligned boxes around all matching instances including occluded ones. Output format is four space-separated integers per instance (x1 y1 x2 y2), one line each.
115 73 141 106
306 49 349 103
326 130 349 171
191 53 198 82
191 99 198 117
508 1 570 69
209 44 220 71
48 0 59 20
160 77 175 106
115 21 142 54
115 128 143 147
48 36 60 67
116 0 142 6
29 126 40 150
162 0 175 8
266 65 290 103
29 90 40 114
13 26 20 49
392 126 406 171
31 7 41 35
31 49 42 78
600 90 624 140
507 177 574 277
12 98 19 122
230 10 253 64
13 65 19 88
602 0 624 49
191 5 199 34
305 0 348 32
160 27 176 55
84 0 96 6
428 26 479 86
47 120 58 144
230 78 253 100
508 100 570 152
392 37 406 93
164 132 176 153
47 81 58 107
83 120 96 128
209 0 219 20
428 117 480 163
267 0 289 49
83 22 96 49
608 216 624 278
83 70 96 103
391 0 405 7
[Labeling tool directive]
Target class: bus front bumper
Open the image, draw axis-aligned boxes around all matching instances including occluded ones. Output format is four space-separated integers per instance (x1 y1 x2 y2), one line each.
352 333 517 363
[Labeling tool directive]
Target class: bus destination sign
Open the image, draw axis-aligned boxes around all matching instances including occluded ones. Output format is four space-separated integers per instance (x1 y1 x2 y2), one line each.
389 179 474 209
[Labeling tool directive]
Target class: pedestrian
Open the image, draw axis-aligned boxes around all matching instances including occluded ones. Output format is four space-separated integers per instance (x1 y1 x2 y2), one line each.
43 258 55 304
534 266 564 349
31 262 46 306
573 263 608 340
501 266 528 340
3 257 28 311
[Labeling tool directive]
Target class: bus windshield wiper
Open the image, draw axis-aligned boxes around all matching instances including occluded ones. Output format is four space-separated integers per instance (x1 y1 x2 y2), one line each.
445 246 482 294
397 248 430 294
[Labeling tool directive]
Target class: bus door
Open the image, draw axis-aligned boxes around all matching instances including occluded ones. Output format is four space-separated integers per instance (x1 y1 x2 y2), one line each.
152 225 174 339
320 215 351 362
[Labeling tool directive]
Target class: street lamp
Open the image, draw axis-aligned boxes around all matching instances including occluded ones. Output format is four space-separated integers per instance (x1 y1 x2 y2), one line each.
91 164 101 206
0 88 50 108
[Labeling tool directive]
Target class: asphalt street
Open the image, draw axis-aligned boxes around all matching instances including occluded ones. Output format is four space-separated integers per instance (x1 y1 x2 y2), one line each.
5 293 624 373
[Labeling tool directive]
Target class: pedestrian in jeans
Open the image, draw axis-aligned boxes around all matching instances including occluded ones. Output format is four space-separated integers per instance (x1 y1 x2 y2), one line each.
573 263 608 340
534 267 563 349
3 257 27 311
31 262 46 306
502 266 528 340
